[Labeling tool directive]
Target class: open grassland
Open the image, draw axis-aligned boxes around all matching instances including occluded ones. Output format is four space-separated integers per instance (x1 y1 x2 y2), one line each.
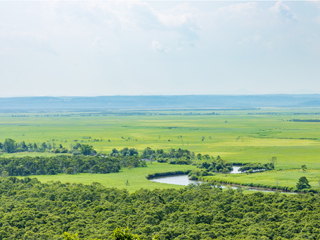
31 162 196 192
202 169 320 190
3 108 320 190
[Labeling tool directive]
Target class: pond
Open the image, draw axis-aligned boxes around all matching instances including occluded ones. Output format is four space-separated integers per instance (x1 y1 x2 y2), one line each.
230 166 241 174
149 174 295 194
231 166 266 174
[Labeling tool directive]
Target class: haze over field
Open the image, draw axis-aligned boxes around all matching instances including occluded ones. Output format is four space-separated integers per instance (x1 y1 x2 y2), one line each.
2 95 320 111
1 1 320 97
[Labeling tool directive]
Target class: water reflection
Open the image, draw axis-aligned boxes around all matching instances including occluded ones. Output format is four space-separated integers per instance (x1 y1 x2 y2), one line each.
149 174 295 194
149 175 204 186
230 166 241 174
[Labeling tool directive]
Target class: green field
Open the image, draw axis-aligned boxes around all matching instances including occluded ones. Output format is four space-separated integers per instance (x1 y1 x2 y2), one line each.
202 169 320 190
2 108 320 191
30 162 196 192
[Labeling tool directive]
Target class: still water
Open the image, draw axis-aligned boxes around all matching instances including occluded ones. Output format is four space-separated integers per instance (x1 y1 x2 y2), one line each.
149 174 295 194
230 166 241 174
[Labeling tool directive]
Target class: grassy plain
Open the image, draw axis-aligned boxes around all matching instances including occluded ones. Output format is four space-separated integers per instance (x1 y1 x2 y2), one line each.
33 162 196 192
2 108 320 190
203 169 320 190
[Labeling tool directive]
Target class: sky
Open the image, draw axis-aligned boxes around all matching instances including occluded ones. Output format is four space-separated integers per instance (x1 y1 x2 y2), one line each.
0 0 320 97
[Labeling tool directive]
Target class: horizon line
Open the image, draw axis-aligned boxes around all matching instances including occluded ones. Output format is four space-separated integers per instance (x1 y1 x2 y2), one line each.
1 93 320 98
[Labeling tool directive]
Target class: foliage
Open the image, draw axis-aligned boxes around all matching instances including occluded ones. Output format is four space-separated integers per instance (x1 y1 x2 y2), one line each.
0 138 95 155
188 169 210 180
111 148 138 157
0 155 121 176
63 227 160 240
112 227 140 240
146 170 192 179
3 138 16 153
296 176 311 190
80 144 94 156
270 156 277 165
168 158 192 165
238 162 274 173
1 178 320 239
63 232 80 240
66 167 73 174
197 159 233 173
142 148 195 160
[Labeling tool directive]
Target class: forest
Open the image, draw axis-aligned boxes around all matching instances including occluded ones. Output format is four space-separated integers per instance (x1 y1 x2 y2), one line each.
0 147 199 177
0 177 319 239
0 156 123 176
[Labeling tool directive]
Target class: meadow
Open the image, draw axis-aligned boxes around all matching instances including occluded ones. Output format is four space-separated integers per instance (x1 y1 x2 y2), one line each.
34 162 196 192
2 108 320 191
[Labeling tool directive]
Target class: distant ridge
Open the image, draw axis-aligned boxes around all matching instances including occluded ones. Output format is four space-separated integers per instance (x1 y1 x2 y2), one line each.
1 95 320 111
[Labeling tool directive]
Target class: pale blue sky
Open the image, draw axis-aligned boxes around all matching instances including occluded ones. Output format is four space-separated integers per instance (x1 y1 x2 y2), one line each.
0 1 320 97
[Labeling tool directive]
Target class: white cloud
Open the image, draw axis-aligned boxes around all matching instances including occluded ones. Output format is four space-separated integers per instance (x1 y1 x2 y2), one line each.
215 2 261 26
269 1 297 21
54 1 199 46
151 40 168 53
158 3 199 41
1 1 320 97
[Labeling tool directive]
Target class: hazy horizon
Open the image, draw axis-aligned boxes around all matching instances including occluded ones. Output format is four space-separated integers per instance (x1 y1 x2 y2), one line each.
2 93 320 98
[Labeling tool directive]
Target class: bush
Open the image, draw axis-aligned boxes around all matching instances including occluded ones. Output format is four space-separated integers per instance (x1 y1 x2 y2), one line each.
66 167 73 174
189 175 198 180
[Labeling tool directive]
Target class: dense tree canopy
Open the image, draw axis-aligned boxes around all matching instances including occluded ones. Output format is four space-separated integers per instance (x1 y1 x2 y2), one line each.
0 155 122 176
0 154 149 177
197 159 233 173
80 144 94 156
0 138 82 154
142 148 195 160
0 177 319 239
238 163 274 173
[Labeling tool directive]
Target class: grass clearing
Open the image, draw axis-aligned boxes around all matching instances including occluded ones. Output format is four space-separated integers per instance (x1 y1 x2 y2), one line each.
32 162 196 192
202 169 320 190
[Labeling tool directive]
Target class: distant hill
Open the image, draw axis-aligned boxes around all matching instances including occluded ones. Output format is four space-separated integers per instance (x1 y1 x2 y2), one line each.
1 95 320 111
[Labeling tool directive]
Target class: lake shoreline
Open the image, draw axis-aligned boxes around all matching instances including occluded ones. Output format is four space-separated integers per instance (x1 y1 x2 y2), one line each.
147 171 300 194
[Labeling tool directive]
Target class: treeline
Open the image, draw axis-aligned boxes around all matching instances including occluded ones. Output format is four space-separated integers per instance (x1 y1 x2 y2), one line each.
110 147 206 165
1 177 320 239
0 155 146 176
188 158 233 180
142 147 194 159
141 147 194 165
0 140 197 166
238 162 274 173
146 170 192 179
290 119 320 122
0 138 97 155
197 158 233 173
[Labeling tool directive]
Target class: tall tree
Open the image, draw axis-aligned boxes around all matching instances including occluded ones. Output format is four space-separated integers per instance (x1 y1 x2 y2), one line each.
80 144 94 155
3 138 15 153
296 176 311 190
